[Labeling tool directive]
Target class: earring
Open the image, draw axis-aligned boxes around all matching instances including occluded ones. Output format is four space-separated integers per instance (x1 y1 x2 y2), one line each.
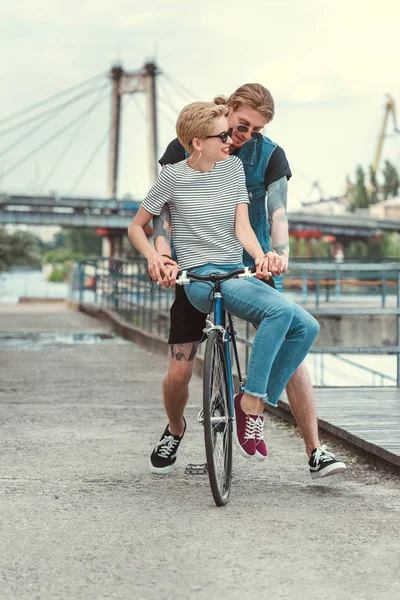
188 150 202 167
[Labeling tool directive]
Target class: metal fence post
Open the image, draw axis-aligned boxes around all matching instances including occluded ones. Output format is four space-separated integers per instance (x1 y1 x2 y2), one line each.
315 272 320 309
78 262 84 303
335 268 340 303
302 269 308 304
94 260 98 305
381 271 386 309
397 271 400 387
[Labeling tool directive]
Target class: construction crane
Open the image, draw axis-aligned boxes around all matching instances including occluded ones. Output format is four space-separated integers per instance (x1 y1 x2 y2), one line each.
372 94 400 174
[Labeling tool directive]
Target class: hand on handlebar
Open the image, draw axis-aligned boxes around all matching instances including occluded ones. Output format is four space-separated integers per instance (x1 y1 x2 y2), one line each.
263 251 284 277
147 253 180 288
255 256 273 280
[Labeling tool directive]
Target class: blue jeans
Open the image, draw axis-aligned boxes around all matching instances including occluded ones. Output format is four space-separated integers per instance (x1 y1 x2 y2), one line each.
184 263 319 406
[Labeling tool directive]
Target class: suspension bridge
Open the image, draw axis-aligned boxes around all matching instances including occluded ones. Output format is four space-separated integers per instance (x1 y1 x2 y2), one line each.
1 62 400 257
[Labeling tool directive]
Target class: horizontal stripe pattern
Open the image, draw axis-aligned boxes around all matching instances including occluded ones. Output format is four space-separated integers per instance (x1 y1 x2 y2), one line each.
142 156 249 269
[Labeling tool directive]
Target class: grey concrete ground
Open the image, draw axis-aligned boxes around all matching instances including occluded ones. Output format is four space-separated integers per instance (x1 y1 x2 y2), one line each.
1 305 400 600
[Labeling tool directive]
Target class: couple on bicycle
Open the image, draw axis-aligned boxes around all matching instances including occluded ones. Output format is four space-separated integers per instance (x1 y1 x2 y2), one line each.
128 83 346 481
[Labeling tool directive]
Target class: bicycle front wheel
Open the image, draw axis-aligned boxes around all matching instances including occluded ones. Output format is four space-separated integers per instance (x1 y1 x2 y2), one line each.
203 329 233 506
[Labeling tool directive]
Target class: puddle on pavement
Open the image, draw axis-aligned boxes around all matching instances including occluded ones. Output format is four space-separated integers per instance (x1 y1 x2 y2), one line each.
0 332 128 350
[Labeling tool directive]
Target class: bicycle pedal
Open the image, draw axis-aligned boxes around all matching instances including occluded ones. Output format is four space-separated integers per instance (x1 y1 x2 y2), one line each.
185 463 208 475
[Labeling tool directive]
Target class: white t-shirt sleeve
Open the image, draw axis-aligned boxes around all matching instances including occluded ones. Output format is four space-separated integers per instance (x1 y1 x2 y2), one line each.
142 165 175 215
234 158 250 205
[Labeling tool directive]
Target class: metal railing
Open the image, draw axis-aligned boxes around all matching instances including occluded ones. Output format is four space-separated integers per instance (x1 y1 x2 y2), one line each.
70 258 400 387
288 261 400 308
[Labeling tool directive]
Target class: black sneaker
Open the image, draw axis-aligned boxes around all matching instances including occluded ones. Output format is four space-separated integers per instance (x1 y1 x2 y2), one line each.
309 447 346 480
149 419 186 474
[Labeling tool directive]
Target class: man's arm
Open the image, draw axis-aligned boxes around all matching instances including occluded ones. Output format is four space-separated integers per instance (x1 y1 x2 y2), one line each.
153 203 173 257
267 176 289 272
153 137 185 258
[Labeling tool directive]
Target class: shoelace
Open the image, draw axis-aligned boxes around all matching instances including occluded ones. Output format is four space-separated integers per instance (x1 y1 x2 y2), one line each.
154 435 179 459
313 446 335 464
255 416 264 442
244 416 257 441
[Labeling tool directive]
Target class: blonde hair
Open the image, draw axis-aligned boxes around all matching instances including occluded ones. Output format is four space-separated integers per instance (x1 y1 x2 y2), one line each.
213 83 274 122
176 102 228 152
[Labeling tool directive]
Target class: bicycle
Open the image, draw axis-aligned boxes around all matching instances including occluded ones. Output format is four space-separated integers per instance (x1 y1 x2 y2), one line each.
176 265 258 507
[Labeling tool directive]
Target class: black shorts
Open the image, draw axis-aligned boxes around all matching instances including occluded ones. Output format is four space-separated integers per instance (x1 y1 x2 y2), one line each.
168 277 276 345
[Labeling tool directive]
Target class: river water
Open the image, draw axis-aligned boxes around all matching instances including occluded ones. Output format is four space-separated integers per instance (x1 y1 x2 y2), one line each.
0 267 396 387
0 267 69 303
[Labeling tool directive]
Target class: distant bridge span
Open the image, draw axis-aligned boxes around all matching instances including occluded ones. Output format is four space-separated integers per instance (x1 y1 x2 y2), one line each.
1 193 400 237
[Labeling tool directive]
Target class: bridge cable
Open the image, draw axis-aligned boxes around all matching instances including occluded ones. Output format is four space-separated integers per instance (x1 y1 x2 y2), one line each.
1 89 110 181
129 94 146 120
68 127 110 194
157 77 181 114
0 72 107 129
157 99 179 127
0 82 109 160
0 82 108 140
38 85 110 192
160 72 201 103
68 96 128 194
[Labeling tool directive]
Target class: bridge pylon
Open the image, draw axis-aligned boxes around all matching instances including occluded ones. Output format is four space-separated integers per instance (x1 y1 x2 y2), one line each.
107 61 159 201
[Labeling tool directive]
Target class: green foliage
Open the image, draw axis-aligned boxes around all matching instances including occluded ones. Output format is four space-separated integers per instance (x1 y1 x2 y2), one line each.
347 161 400 211
43 248 83 265
48 267 66 282
346 233 400 260
348 165 369 212
382 160 400 200
41 228 102 258
369 166 379 205
63 228 102 255
0 228 41 271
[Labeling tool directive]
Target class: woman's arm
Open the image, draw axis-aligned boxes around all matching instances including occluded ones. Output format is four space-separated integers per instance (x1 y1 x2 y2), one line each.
235 203 273 279
128 207 178 286
267 176 289 272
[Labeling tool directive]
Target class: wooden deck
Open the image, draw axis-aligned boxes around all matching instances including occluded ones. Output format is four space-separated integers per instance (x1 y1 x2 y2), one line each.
274 387 400 471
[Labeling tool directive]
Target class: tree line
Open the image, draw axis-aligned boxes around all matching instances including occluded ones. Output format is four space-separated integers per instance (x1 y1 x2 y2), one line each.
0 227 102 275
347 159 400 212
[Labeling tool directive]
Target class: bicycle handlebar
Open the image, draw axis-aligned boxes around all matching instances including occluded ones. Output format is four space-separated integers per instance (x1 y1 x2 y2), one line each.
176 266 263 286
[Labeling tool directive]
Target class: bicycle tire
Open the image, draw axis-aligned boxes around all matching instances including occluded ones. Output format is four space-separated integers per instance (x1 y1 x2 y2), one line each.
203 329 233 506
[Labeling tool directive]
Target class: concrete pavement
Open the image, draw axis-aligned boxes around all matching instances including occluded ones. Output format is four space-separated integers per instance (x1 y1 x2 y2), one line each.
1 304 400 600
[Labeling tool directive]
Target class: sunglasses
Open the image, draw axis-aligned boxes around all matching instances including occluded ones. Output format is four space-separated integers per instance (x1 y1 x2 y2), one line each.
205 128 233 144
236 124 263 141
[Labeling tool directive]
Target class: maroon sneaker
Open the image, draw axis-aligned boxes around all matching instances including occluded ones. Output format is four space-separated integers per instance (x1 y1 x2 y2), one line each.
255 415 268 460
233 393 257 458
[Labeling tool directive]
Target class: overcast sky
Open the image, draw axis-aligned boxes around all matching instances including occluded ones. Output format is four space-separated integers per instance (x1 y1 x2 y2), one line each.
1 0 400 210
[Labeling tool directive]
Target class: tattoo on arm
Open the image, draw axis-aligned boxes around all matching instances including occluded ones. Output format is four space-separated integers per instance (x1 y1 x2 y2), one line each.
267 176 288 228
274 242 289 256
266 177 290 261
153 203 172 251
170 342 200 361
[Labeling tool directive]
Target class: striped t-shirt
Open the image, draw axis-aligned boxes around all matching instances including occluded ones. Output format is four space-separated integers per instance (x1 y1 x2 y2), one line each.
142 156 249 269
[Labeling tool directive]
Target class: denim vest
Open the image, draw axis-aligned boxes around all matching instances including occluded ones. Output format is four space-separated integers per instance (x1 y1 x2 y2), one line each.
235 136 277 265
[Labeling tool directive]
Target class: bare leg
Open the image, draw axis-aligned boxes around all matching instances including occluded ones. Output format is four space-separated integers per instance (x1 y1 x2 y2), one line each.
241 393 265 415
163 342 199 436
284 362 320 458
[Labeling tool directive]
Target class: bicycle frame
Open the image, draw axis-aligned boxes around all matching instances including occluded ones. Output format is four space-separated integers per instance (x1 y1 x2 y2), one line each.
212 288 243 421
176 265 257 420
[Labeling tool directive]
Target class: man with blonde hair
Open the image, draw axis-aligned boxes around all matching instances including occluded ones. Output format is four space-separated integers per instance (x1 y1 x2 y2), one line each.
150 84 346 480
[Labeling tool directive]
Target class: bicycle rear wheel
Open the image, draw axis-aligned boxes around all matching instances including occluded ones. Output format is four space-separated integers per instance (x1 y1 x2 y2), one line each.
203 329 233 506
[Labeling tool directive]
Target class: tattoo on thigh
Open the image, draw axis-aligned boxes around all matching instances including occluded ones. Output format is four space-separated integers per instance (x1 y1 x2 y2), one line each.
170 342 199 361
